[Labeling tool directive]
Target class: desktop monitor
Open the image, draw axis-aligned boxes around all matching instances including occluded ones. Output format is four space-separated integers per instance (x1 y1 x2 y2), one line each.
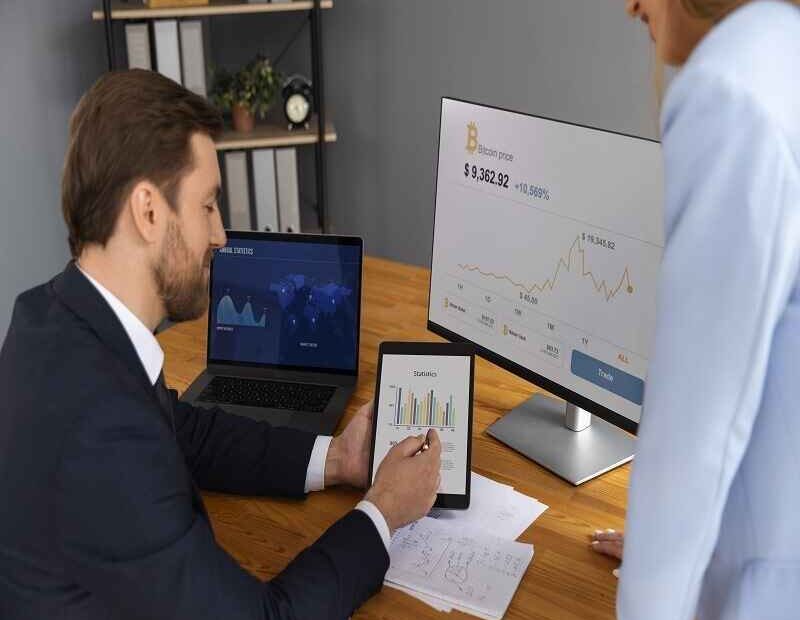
428 97 664 484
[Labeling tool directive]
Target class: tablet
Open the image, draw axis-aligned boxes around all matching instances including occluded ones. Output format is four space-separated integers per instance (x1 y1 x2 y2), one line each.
368 341 475 509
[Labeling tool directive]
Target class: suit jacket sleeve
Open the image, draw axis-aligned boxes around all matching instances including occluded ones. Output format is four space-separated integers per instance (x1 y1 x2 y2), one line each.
616 68 800 620
55 389 389 620
170 389 317 497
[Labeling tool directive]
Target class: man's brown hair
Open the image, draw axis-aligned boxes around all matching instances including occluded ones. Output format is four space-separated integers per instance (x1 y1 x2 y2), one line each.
61 69 223 257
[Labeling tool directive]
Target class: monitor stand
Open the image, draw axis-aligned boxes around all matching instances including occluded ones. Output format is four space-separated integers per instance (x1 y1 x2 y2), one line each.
486 394 635 485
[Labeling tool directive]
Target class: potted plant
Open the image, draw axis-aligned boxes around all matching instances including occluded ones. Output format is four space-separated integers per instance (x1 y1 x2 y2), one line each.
211 55 282 133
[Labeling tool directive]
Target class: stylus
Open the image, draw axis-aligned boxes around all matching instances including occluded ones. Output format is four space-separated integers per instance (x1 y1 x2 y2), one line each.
413 431 433 456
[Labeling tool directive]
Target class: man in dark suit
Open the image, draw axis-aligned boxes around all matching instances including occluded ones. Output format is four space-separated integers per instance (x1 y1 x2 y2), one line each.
0 69 442 619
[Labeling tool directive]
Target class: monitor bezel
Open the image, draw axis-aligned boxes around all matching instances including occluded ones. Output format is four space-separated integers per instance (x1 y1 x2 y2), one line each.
207 230 364 377
427 96 659 436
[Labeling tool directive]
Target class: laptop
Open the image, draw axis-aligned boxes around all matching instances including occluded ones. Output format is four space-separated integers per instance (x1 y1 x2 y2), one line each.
181 231 363 435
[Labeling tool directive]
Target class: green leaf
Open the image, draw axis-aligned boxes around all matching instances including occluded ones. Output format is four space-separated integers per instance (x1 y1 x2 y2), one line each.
209 54 283 118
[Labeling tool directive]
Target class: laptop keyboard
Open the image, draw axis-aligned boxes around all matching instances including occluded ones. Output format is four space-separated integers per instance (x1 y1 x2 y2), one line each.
197 376 336 413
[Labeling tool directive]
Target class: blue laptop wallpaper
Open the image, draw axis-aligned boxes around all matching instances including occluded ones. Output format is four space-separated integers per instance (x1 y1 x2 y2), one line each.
208 237 361 373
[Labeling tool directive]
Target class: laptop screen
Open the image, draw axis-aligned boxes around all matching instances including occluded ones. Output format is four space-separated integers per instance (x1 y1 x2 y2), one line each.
207 232 363 374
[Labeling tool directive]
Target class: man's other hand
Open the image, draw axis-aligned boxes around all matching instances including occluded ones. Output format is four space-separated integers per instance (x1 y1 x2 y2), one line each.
324 401 374 489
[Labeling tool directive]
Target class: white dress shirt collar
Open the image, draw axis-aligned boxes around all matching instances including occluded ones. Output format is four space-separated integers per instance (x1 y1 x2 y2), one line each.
77 265 164 386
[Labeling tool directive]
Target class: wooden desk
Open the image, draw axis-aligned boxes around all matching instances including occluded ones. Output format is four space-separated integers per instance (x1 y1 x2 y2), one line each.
158 256 628 620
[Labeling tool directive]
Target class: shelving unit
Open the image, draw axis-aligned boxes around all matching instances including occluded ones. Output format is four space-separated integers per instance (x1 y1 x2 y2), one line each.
91 1 333 20
92 0 334 232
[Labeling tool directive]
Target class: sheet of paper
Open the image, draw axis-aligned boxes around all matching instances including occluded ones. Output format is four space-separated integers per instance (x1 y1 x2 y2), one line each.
386 582 511 620
473 471 513 490
386 517 534 619
384 581 453 612
429 472 548 540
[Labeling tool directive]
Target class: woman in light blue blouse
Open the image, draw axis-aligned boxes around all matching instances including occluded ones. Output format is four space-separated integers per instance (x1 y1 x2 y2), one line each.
590 1 800 619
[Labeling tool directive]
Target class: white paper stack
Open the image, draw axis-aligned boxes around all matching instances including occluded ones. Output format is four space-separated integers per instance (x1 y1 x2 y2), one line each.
124 23 151 70
385 517 533 620
153 20 182 85
179 20 207 97
430 472 548 540
384 472 548 618
224 152 251 230
275 148 301 233
252 149 279 232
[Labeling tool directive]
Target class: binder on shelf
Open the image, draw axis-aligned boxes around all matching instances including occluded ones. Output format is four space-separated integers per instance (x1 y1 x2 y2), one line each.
153 20 182 85
252 149 279 232
224 152 252 230
275 148 301 233
179 20 207 97
125 23 152 71
146 0 209 8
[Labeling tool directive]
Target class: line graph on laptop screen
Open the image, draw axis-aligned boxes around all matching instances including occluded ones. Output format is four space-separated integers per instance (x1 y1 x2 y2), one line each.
209 239 361 372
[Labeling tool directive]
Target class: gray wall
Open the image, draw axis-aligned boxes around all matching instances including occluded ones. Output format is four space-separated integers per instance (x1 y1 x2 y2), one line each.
0 1 106 338
0 0 655 338
211 0 657 264
322 0 657 265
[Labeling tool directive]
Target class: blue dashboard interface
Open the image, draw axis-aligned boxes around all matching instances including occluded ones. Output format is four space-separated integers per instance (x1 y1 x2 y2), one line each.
209 238 361 372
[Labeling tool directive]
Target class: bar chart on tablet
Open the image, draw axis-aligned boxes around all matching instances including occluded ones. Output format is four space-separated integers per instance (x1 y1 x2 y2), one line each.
390 385 456 428
372 354 471 494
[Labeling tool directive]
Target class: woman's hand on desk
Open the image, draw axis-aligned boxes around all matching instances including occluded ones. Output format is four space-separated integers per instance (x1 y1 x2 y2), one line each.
325 401 375 489
591 529 624 560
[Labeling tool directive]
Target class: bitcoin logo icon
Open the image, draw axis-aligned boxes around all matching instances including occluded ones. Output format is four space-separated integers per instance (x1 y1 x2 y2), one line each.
465 122 478 154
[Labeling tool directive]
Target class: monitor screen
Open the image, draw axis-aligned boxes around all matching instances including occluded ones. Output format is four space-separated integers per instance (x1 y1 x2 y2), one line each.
428 98 663 431
208 233 362 374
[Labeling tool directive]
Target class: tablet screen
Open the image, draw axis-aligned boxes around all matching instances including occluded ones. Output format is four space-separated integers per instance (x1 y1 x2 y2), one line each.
371 353 471 495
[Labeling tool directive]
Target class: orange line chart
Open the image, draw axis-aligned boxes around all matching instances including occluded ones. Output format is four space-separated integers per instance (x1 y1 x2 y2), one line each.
457 236 634 303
